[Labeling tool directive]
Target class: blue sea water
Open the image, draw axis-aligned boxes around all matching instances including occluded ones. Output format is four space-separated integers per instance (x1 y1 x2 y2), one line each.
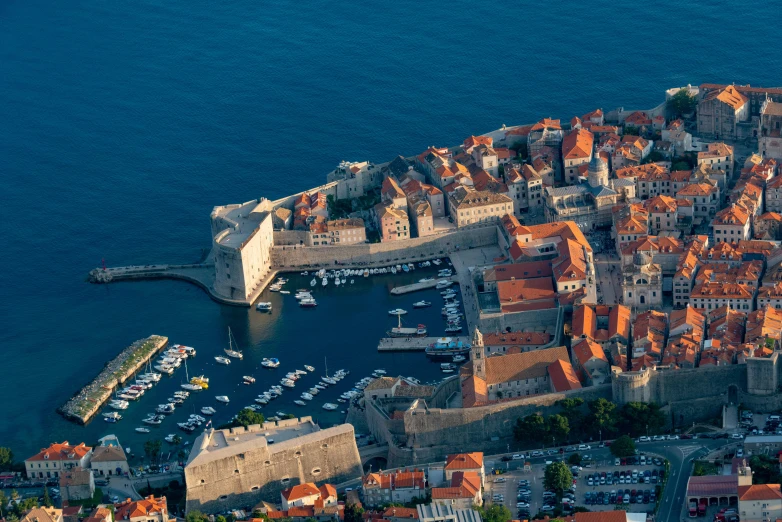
0 0 779 458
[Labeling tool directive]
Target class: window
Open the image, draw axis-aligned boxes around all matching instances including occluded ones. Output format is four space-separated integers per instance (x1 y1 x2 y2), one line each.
219 495 228 501
312 468 322 475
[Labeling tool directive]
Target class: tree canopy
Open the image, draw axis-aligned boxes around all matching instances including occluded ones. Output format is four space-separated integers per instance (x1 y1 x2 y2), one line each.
543 462 573 493
185 511 209 522
234 408 266 428
617 402 665 437
513 414 547 445
0 447 14 471
476 504 512 522
344 503 365 522
547 414 570 446
667 89 697 118
144 440 162 461
586 398 617 437
610 435 636 458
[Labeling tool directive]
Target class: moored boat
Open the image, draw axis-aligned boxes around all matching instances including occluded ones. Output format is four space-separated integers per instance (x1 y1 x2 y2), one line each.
215 395 230 403
256 302 273 311
262 357 281 368
322 403 338 410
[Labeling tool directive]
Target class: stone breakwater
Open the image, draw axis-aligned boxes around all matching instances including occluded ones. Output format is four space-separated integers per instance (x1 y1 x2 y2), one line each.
58 335 168 424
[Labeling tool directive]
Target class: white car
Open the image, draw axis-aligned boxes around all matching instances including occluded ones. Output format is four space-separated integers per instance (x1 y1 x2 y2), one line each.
667 435 679 440
512 454 524 460
638 436 651 442
516 502 530 508
732 433 744 439
737 449 744 457
652 435 666 441
494 477 506 483
577 444 591 450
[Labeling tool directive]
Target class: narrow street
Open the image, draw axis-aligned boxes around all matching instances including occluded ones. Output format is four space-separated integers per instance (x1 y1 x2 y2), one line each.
593 253 622 306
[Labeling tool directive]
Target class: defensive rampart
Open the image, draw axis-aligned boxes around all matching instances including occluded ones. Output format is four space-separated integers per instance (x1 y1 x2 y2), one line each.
271 224 500 269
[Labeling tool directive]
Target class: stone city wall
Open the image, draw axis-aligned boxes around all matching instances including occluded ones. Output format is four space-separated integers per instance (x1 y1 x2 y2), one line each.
382 385 613 466
185 424 361 514
271 224 500 269
477 307 564 345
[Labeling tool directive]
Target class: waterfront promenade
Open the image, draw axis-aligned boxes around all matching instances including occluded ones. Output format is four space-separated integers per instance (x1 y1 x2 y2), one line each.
377 336 469 352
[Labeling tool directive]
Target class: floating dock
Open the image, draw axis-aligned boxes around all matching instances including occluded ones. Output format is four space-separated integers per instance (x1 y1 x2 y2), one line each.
58 335 169 425
377 336 470 352
389 277 456 295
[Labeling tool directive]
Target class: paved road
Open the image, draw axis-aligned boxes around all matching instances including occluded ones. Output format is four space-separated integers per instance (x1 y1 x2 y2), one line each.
593 253 622 306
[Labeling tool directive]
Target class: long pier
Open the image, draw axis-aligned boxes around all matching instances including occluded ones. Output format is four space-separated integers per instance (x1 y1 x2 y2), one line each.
389 277 457 295
58 335 169 425
377 336 469 352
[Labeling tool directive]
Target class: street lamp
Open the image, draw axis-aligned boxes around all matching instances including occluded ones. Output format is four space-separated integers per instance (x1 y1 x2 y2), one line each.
646 424 649 438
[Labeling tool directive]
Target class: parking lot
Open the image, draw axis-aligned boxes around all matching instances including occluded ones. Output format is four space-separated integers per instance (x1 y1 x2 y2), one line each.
484 452 666 518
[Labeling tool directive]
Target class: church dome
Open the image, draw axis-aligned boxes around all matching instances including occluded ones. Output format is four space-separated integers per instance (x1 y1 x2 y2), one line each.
587 155 609 187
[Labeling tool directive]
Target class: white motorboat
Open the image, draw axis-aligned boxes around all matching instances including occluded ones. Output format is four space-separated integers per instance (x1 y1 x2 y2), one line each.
215 356 231 365
201 406 216 415
103 411 122 420
322 278 328 286
323 403 339 411
109 400 129 410
301 271 309 276
322 377 336 385
374 369 387 375
156 403 176 414
391 266 397 274
243 376 256 384
262 357 281 368
388 308 408 315
256 302 273 312
363 269 369 277
301 392 313 401
285 372 300 380
310 278 317 287
181 383 202 391
142 372 162 382
281 379 296 388
164 434 177 443
294 400 307 406
215 395 230 403
142 415 163 425
413 300 432 308
308 387 320 395
304 365 315 372
190 414 206 423
279 290 290 294
295 291 313 300
155 364 174 374
299 297 318 307
432 259 442 265
135 427 151 433
173 391 189 398
255 397 269 405
314 384 326 390
446 325 463 333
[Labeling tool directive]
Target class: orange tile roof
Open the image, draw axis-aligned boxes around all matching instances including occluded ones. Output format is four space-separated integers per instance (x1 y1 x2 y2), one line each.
461 374 488 408
572 339 608 366
738 484 782 501
530 118 561 131
645 195 678 214
572 304 597 339
463 135 493 150
282 483 321 501
497 277 556 304
114 496 167 521
691 282 754 300
548 359 582 391
624 111 652 126
26 442 91 462
552 238 588 282
445 452 484 470
562 128 594 160
484 346 569 385
382 507 418 520
706 85 748 111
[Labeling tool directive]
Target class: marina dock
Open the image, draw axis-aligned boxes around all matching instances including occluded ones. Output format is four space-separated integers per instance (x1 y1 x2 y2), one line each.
377 336 469 352
58 335 168 425
390 277 456 295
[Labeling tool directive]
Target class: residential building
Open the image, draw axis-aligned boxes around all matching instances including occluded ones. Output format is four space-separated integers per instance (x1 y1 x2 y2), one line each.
697 85 750 139
327 160 382 199
447 186 513 228
527 119 563 163
416 147 470 189
310 218 366 246
114 496 171 522
90 444 129 477
690 282 756 312
431 472 482 510
505 164 543 214
614 207 649 251
662 119 692 155
754 212 782 240
570 339 610 385
571 304 631 349
645 196 679 235
409 197 435 237
738 484 782 522
60 467 94 503
758 283 782 310
382 177 408 210
280 483 337 510
760 99 782 160
25 442 92 479
417 503 482 522
562 128 594 183
375 203 410 241
766 175 782 213
362 471 426 507
698 142 735 177
632 310 668 360
20 508 63 522
677 182 720 223
713 205 752 243
612 136 652 169
444 452 484 487
620 236 684 276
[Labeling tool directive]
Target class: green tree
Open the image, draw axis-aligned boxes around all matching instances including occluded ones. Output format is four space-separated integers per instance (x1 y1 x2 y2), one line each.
144 439 163 462
567 453 582 466
216 516 228 522
543 462 573 494
618 402 665 437
0 447 14 471
610 435 636 458
547 414 570 445
667 89 697 118
476 504 512 522
172 435 182 446
42 488 52 507
586 398 617 436
641 150 665 164
10 490 20 501
556 398 584 433
234 408 266 427
514 414 547 445
185 511 209 522
251 511 267 520
0 491 8 517
623 125 640 136
344 503 364 522
15 497 38 514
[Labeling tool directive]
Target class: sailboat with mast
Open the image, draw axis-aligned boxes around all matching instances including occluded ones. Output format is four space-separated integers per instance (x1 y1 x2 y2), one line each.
224 327 244 359
181 359 203 391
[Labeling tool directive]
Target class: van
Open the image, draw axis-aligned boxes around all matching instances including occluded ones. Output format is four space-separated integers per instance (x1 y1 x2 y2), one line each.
770 415 781 421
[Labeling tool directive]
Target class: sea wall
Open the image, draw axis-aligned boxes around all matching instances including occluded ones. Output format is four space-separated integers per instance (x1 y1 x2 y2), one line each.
58 335 169 424
271 224 500 269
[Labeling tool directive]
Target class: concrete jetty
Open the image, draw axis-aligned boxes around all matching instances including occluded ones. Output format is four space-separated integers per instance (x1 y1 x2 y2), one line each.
377 336 469 352
389 277 457 295
58 335 168 425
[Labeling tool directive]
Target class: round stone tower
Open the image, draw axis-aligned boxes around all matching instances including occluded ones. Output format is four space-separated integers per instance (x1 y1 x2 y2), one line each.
587 155 609 188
